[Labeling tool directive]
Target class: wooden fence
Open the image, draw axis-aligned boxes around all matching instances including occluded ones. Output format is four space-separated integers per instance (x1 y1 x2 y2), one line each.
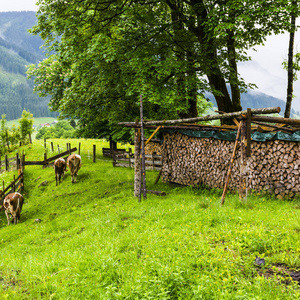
0 153 21 173
24 147 77 167
102 147 130 158
113 151 162 171
0 170 24 206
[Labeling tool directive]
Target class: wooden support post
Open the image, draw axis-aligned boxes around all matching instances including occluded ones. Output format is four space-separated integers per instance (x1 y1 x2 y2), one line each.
51 142 54 152
239 120 248 201
154 170 162 185
134 128 141 199
44 138 46 149
221 122 242 205
246 108 251 157
58 145 60 153
78 142 81 155
93 145 96 163
145 125 162 146
0 156 2 171
140 95 147 200
13 175 15 192
29 133 32 144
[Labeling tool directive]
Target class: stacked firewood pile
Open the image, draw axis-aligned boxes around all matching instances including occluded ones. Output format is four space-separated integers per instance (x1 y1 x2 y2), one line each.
161 132 300 199
145 141 162 155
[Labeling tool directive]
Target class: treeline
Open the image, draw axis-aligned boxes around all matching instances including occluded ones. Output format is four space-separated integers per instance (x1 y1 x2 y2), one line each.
0 80 58 121
0 12 56 121
0 110 34 155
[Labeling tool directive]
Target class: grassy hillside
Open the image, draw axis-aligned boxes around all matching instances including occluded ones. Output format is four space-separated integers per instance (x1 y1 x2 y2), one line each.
1 139 300 299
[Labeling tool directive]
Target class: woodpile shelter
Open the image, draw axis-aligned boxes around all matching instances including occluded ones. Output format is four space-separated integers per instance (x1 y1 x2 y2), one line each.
119 107 300 202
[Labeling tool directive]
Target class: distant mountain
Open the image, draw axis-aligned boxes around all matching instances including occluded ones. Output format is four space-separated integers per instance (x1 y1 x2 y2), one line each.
206 89 300 118
0 11 58 121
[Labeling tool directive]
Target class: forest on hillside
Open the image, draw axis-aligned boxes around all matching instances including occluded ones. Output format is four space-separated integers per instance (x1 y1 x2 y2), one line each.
0 12 58 120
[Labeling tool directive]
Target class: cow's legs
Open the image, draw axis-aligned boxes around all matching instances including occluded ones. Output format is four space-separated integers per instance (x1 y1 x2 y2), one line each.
5 211 10 225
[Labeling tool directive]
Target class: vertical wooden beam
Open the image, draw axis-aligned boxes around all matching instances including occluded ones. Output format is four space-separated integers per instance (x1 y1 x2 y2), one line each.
221 122 242 205
239 120 248 201
134 128 141 199
140 95 147 200
78 142 81 155
51 142 54 152
44 138 46 149
246 108 252 157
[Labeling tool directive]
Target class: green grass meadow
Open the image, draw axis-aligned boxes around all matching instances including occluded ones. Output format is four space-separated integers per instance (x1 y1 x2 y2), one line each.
1 139 300 299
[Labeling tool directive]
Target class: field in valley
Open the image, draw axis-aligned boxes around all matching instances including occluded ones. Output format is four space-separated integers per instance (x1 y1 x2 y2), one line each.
0 139 300 299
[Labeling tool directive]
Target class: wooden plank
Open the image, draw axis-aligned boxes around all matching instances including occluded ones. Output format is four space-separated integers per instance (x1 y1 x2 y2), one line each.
45 147 77 163
145 126 162 146
24 161 45 166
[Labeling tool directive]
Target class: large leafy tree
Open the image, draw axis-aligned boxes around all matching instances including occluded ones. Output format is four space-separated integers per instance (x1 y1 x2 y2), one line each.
28 0 294 132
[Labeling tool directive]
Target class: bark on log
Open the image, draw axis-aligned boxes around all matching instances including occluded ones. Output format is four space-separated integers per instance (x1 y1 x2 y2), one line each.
119 107 280 127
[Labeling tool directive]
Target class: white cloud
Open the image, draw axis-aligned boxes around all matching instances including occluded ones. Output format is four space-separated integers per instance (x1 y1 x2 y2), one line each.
239 32 300 111
0 0 38 12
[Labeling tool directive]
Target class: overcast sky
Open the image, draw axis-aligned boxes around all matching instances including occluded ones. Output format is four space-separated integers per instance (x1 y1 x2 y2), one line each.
0 0 38 12
1 0 300 110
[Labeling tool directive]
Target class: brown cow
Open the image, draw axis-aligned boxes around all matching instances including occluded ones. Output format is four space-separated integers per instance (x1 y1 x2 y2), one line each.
67 154 81 183
54 157 67 186
3 192 24 225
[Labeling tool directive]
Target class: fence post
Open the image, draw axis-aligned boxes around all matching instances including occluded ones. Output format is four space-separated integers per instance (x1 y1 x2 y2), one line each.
5 155 8 171
78 142 81 155
51 142 54 152
29 133 32 144
0 155 1 171
93 145 96 163
58 145 60 153
44 152 47 167
13 175 15 192
16 153 19 170
128 148 132 168
44 138 46 150
22 152 25 170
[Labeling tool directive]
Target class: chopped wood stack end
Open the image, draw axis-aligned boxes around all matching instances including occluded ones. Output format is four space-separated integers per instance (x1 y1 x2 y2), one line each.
161 132 300 199
145 141 162 155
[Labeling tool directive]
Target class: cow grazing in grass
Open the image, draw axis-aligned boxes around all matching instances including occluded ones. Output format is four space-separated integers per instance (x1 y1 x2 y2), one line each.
3 192 24 225
67 154 81 183
54 157 67 186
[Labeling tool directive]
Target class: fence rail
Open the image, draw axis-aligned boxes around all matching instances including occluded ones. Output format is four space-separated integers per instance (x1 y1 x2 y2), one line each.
24 147 77 167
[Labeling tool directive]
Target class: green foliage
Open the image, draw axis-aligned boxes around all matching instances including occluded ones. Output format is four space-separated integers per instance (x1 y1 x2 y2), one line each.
28 0 299 134
18 110 34 144
1 139 300 298
36 120 75 140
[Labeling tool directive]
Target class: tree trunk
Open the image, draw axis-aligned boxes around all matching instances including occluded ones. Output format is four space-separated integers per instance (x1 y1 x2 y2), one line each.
284 4 296 118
